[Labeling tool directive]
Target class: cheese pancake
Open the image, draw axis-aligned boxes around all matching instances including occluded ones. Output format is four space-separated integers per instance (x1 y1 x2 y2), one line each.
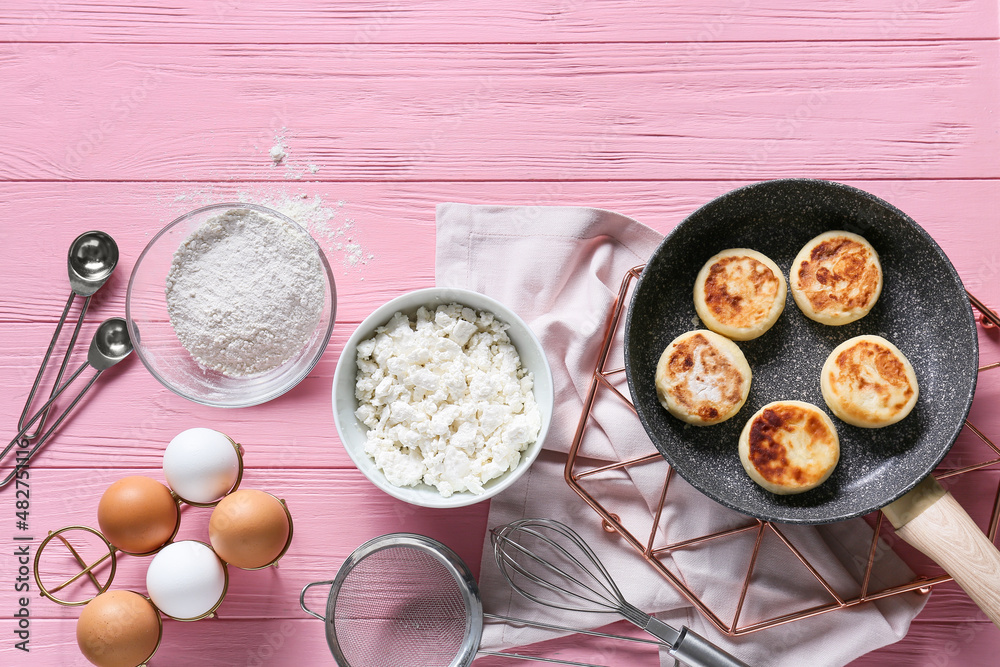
739 400 840 495
655 330 751 426
821 335 918 428
790 231 882 325
694 248 786 341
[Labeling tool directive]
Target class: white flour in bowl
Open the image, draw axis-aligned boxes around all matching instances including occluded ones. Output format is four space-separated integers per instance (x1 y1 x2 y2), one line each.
165 208 326 376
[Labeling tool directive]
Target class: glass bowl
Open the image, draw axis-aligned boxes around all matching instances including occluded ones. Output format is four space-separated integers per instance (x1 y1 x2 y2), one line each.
332 287 553 508
126 203 336 408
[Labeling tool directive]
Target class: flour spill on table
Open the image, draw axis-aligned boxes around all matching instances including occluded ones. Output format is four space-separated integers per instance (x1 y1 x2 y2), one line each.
269 137 287 165
265 128 317 181
162 188 375 274
154 127 376 275
241 190 375 270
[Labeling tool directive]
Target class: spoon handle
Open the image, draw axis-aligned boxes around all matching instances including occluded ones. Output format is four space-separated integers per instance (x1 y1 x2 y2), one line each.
1 362 93 488
18 293 92 440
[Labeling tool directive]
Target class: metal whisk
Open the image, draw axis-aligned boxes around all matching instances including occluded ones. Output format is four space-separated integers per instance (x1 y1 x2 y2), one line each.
491 518 750 667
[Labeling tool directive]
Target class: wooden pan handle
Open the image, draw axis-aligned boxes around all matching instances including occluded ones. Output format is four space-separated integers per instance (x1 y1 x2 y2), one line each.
885 477 1000 628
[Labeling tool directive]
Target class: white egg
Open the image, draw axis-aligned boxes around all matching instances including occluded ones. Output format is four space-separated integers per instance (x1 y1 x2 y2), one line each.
162 428 241 504
145 541 227 620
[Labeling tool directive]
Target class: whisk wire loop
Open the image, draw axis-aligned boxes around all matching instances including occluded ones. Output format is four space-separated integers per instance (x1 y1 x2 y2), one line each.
493 523 622 613
501 520 626 603
495 541 618 614
526 521 628 602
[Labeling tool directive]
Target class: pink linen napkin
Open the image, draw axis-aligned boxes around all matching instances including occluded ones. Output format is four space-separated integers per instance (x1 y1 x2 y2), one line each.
435 203 927 667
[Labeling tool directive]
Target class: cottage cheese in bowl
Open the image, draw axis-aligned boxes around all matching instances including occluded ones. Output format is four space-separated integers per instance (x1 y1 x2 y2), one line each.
355 303 541 497
333 288 553 508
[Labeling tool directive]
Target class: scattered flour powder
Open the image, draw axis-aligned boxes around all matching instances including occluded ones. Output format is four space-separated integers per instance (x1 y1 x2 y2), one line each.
158 125 375 272
354 304 541 497
165 208 326 376
164 188 375 271
269 129 287 165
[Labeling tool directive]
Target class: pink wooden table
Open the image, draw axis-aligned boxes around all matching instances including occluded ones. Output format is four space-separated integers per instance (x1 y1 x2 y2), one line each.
1 2 999 665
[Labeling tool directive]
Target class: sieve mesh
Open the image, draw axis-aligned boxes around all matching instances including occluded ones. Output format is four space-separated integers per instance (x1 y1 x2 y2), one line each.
332 545 471 667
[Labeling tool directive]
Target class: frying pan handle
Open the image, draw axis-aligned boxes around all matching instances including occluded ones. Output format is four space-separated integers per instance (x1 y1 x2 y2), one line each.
887 479 1000 628
299 580 335 622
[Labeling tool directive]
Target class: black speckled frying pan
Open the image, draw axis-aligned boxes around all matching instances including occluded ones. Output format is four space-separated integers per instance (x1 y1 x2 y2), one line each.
625 180 1000 625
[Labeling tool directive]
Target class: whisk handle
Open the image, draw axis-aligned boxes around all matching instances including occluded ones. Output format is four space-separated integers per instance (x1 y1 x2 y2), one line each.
669 627 751 667
637 615 748 666
643 615 681 646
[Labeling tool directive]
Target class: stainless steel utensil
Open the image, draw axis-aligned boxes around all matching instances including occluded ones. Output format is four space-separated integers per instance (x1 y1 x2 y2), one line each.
19 231 119 439
300 533 674 667
491 518 750 667
1 317 132 487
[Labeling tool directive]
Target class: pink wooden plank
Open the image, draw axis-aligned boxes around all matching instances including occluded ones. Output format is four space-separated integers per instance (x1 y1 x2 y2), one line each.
4 445 1000 659
0 618 664 666
0 179 997 324
0 0 994 44
1 41 997 182
9 469 1000 662
856 616 1000 667
0 179 996 470
10 461 1000 615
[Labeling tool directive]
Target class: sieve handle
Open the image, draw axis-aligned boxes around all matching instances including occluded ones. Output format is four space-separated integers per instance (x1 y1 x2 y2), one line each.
299 580 335 622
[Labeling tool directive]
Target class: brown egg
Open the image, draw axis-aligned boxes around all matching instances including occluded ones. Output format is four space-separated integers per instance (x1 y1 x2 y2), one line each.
77 590 160 667
97 477 178 554
209 490 290 569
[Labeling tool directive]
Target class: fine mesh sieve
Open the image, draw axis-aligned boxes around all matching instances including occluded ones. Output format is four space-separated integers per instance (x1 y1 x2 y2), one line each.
300 531 747 667
300 534 482 667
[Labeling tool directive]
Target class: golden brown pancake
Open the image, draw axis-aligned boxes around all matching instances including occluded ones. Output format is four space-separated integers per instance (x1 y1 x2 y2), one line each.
694 248 786 341
739 400 840 495
821 335 918 428
790 231 882 325
655 330 751 426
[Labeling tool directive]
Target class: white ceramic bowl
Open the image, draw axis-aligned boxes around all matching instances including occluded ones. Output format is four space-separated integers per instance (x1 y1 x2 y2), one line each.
333 287 553 508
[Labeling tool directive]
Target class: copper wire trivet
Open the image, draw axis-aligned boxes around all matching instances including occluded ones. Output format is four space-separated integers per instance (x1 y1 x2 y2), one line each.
565 265 1000 637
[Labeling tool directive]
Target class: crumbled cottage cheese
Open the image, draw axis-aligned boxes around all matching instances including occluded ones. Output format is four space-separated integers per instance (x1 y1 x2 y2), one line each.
354 303 542 497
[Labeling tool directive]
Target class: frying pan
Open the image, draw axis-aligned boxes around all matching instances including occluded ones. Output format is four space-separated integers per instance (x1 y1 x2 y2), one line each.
624 179 1000 626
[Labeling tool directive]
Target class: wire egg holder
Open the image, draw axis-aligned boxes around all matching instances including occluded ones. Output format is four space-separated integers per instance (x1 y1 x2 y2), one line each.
565 265 1000 637
33 432 294 666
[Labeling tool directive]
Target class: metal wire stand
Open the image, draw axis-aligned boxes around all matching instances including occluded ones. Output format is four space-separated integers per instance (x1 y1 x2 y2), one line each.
565 265 1000 637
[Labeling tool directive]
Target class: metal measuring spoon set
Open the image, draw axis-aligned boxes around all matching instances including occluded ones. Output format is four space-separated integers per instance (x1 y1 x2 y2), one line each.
1 231 132 487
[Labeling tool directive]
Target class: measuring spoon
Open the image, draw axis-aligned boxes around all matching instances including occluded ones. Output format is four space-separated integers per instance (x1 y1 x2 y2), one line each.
2 318 132 487
19 231 119 439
